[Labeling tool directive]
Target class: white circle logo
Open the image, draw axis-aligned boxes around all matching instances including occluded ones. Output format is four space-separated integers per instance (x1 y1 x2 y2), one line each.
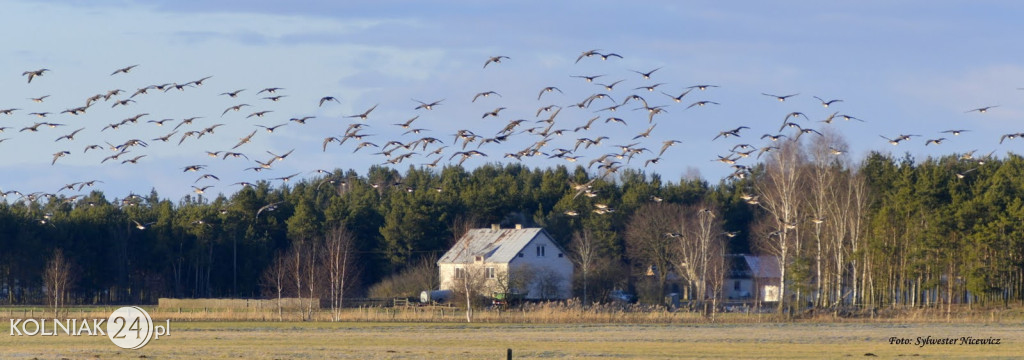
107 306 154 349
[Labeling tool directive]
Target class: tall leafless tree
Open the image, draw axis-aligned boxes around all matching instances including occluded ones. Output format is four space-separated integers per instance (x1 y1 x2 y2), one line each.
671 203 725 313
323 224 357 321
262 250 288 321
625 203 682 304
569 229 599 305
754 139 805 314
305 239 319 320
43 248 74 317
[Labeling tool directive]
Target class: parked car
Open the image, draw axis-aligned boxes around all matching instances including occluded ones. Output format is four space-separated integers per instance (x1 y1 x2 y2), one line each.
608 289 636 303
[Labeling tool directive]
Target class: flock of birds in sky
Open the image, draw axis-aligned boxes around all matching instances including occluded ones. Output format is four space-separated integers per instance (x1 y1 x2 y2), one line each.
0 48 1007 217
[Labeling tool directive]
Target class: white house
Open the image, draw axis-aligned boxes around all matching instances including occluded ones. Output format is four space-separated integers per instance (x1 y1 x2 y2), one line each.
437 225 574 300
724 254 781 302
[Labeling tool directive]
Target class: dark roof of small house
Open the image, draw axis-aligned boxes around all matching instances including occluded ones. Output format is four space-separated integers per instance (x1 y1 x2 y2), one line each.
437 227 550 265
744 255 781 278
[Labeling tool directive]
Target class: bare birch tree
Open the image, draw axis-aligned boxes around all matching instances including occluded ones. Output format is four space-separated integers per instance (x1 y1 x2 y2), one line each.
847 168 869 306
569 229 598 305
672 204 724 314
452 263 488 322
754 139 805 314
43 249 74 317
450 217 487 322
262 250 288 321
323 224 357 321
305 239 319 320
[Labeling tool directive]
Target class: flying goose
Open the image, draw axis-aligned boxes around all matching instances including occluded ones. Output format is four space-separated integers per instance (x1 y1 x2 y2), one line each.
688 84 719 91
232 130 258 149
110 64 138 75
317 96 341 107
23 68 49 83
634 83 665 92
413 98 443 110
393 116 420 128
220 89 245 97
955 168 977 179
813 96 843 107
482 107 506 118
686 100 719 109
575 49 601 63
713 126 749 140
570 74 604 82
838 114 865 122
631 67 661 79
762 93 798 102
54 128 85 142
472 91 501 102
290 116 315 124
130 86 155 98
246 110 273 118
483 55 509 68
174 117 203 130
658 140 681 156
189 76 212 86
346 104 379 120
222 104 250 116
256 123 288 133
595 79 624 91
537 87 563 100
966 106 998 113
121 155 146 164
51 150 70 165
266 149 294 162
257 87 283 94
632 124 656 140
662 89 692 102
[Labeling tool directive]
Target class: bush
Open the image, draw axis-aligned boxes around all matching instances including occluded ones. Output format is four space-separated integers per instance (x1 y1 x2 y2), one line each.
368 258 438 298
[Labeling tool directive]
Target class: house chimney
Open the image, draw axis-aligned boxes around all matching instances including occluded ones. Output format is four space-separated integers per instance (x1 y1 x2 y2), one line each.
515 224 522 229
491 224 500 231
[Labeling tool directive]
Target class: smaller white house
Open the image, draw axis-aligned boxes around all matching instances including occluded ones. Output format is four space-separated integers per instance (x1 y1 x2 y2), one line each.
437 225 573 300
724 254 782 302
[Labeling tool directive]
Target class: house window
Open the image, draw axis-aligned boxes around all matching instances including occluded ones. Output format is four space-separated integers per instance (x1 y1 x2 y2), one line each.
486 267 495 279
734 281 741 291
536 245 546 257
475 255 484 262
518 253 523 258
454 267 466 279
558 253 563 258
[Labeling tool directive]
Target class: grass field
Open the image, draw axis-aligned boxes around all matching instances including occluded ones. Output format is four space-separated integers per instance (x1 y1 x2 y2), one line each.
2 320 1023 359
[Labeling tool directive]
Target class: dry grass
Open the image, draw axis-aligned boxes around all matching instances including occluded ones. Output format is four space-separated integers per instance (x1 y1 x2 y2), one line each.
4 302 1024 324
1 320 1022 359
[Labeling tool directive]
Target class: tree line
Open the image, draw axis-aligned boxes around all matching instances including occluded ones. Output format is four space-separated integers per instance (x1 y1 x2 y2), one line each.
2 134 1024 313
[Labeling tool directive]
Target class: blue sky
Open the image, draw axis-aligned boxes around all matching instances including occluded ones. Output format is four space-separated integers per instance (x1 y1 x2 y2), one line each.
2 1 1023 201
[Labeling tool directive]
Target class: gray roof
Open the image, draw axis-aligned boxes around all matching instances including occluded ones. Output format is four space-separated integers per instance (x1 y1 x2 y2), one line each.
744 255 781 279
438 227 548 264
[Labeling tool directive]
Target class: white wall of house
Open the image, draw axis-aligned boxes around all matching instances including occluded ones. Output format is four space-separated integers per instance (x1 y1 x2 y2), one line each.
724 278 754 300
438 262 512 296
437 230 573 300
763 284 780 302
508 236 573 299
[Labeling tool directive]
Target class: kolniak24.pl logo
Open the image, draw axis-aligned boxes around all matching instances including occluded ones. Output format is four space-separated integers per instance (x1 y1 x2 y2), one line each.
9 306 170 349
